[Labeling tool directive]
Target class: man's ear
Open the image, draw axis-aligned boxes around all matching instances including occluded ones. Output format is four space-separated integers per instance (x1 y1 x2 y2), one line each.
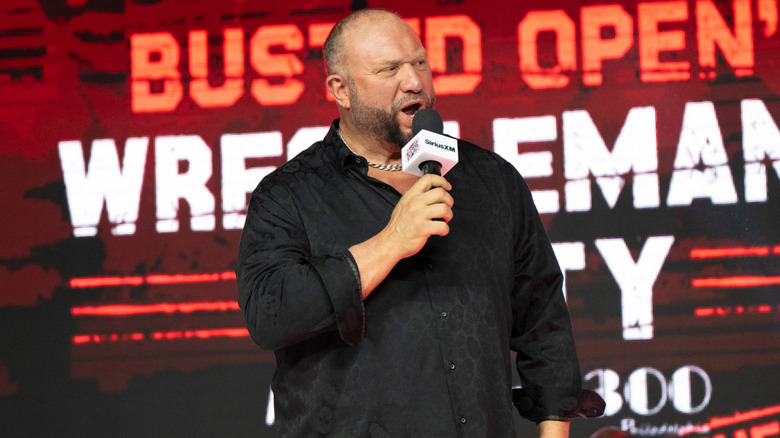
326 74 350 109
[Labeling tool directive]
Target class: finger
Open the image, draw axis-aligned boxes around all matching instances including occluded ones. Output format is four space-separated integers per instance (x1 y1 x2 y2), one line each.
426 202 453 223
419 187 454 209
427 219 450 236
425 174 451 191
408 174 451 195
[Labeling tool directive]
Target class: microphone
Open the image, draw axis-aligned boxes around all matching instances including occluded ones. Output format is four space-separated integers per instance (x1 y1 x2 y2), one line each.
401 109 458 176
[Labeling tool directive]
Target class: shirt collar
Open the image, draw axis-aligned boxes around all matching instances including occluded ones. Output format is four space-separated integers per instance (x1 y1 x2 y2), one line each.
326 119 368 172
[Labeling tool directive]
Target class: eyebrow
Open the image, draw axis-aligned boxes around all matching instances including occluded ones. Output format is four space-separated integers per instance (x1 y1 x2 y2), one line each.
374 49 428 68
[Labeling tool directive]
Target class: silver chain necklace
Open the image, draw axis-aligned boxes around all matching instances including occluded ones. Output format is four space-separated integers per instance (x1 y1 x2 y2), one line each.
337 130 402 172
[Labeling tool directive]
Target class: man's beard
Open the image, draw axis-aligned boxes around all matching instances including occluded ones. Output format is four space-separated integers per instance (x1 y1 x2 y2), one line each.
348 83 435 148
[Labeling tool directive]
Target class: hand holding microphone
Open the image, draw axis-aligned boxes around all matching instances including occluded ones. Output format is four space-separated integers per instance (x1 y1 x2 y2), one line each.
384 109 460 259
348 109 460 295
394 109 459 229
401 109 459 176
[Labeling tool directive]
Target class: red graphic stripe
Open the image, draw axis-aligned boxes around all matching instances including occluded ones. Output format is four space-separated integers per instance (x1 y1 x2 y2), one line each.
72 332 146 345
691 276 780 288
70 276 145 288
678 403 780 435
72 328 249 345
690 246 771 259
71 301 239 317
150 328 248 340
695 304 776 317
70 271 237 289
707 403 780 430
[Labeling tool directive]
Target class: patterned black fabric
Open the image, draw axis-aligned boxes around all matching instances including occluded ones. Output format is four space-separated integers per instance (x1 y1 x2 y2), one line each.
513 387 606 423
237 119 583 437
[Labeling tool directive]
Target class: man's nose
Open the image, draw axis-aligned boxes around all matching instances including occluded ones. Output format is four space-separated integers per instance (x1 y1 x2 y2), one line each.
399 63 423 93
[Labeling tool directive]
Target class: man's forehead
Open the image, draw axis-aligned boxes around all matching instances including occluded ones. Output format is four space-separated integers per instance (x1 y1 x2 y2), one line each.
344 18 424 59
370 45 427 63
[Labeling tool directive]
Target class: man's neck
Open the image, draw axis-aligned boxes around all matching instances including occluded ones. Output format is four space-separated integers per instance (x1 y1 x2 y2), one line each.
338 123 402 167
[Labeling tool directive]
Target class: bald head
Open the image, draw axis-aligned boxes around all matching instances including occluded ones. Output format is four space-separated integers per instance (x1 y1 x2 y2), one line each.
323 8 434 148
323 9 412 78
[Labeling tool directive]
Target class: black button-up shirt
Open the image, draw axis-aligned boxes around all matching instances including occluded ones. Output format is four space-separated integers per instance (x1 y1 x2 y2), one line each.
237 120 582 437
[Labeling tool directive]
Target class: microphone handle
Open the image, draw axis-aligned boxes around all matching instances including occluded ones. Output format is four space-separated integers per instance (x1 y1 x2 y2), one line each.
418 160 445 221
419 160 442 176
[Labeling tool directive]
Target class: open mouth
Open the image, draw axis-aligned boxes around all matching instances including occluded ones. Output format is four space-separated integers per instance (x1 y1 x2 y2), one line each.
401 102 422 117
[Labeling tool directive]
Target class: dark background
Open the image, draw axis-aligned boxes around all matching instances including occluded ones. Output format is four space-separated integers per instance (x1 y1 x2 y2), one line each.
1 0 779 436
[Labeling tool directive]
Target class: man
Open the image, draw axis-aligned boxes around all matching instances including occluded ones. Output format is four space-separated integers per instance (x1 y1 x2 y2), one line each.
238 8 601 437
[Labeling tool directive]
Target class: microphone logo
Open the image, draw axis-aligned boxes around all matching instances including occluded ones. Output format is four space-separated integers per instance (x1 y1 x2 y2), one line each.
405 139 419 161
424 138 456 152
401 108 459 176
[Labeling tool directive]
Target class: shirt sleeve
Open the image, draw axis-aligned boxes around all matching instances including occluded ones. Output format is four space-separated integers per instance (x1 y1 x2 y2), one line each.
236 177 365 351
506 165 589 422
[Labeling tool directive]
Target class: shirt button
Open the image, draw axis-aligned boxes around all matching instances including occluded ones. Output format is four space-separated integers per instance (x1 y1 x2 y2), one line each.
460 416 467 424
441 311 447 318
426 264 433 270
449 363 456 370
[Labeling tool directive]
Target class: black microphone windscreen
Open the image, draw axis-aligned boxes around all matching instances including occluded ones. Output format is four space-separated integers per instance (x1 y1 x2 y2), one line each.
412 108 444 136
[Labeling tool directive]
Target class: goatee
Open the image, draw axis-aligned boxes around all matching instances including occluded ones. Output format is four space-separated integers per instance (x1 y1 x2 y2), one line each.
349 86 435 148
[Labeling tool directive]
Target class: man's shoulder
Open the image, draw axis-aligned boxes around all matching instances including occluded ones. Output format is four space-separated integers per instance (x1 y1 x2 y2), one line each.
253 139 337 195
456 138 517 175
272 139 335 175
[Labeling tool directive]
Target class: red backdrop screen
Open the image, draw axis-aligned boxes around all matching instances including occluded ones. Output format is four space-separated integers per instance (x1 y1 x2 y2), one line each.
2 0 780 436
